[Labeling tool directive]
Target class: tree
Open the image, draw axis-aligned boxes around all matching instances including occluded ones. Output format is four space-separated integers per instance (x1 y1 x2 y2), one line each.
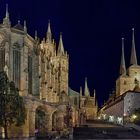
130 108 140 125
0 71 26 139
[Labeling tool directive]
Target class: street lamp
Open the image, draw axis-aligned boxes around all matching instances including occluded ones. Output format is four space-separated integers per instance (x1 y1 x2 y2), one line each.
132 114 137 119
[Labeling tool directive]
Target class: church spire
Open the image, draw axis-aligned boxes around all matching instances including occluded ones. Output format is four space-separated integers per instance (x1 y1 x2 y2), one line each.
120 38 126 75
3 4 10 27
130 28 137 65
24 20 27 33
94 89 96 98
46 20 52 41
94 89 96 105
35 30 38 40
57 32 65 55
84 77 90 96
80 86 82 96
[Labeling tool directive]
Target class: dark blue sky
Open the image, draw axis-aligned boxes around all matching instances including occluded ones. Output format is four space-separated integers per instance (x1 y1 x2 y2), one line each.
1 0 140 106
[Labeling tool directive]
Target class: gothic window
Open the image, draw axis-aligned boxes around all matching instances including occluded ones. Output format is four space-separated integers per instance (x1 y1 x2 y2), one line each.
13 43 21 89
74 97 77 106
28 55 32 94
134 78 139 85
0 47 5 71
0 34 5 72
124 80 127 85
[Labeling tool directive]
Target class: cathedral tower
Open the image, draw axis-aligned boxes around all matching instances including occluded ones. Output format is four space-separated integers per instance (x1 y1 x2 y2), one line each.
57 33 69 95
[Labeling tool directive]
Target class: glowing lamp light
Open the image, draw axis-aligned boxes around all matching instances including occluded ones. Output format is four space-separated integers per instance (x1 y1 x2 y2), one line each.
98 116 101 120
132 114 137 119
123 113 126 116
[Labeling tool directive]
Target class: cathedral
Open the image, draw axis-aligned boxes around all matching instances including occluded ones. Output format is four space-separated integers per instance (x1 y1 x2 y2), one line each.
0 5 98 138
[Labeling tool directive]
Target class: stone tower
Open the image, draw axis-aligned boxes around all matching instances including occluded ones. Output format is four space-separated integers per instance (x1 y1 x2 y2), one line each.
57 33 69 95
80 78 98 120
39 22 69 102
116 28 140 96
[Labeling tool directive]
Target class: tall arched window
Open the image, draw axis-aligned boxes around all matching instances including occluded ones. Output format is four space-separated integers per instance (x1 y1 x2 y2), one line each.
13 43 21 89
0 47 5 71
28 55 32 94
0 34 5 71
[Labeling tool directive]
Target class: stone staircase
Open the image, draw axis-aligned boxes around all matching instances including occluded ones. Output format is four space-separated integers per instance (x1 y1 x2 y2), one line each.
73 120 140 139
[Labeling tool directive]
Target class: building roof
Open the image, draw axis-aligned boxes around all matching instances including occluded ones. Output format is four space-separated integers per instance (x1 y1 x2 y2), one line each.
68 87 79 97
13 20 24 31
102 90 140 111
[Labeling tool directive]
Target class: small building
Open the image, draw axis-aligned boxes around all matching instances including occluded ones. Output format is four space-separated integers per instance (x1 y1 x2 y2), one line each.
100 90 140 125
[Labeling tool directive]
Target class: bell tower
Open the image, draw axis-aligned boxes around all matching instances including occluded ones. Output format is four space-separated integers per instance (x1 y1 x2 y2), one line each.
57 33 69 95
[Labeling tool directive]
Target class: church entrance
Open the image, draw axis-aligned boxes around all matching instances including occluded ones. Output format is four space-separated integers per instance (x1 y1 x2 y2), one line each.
35 106 47 137
52 111 64 131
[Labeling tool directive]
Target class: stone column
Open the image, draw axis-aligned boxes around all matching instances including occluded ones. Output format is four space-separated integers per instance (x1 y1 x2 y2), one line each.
46 113 52 131
28 107 36 137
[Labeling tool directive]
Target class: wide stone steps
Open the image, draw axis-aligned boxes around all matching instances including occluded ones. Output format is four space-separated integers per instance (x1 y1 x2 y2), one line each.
73 125 140 139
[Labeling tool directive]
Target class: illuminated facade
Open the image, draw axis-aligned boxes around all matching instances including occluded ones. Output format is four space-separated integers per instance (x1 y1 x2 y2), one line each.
0 5 98 138
116 29 140 96
99 28 140 125
0 5 71 138
79 78 98 121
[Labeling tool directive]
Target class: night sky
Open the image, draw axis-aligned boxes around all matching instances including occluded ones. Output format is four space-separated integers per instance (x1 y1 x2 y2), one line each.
1 0 140 107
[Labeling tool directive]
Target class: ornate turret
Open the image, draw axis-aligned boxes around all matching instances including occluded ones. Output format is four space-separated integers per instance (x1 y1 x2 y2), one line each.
120 38 126 75
130 28 137 65
24 20 27 33
94 89 96 106
3 4 11 27
80 86 82 97
57 33 65 55
94 89 96 98
35 30 38 40
46 20 52 41
84 77 90 97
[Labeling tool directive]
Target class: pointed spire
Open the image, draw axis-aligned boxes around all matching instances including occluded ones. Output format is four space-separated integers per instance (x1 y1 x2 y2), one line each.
84 77 90 96
120 38 126 75
46 20 52 41
24 20 27 33
35 30 38 40
80 86 82 96
94 89 96 98
6 4 9 19
94 89 96 106
47 20 51 33
130 28 137 65
57 32 65 55
3 4 10 27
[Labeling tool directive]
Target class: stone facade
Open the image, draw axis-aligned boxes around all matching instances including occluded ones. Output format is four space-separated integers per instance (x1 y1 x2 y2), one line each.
79 78 98 122
0 6 71 138
0 5 98 138
116 29 140 96
99 28 140 125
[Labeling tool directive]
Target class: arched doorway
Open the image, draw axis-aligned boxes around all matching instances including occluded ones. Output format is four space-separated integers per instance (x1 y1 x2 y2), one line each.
52 111 64 131
35 106 47 136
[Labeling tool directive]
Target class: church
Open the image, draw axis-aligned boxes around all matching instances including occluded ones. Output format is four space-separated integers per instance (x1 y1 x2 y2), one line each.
0 5 98 138
99 28 140 125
